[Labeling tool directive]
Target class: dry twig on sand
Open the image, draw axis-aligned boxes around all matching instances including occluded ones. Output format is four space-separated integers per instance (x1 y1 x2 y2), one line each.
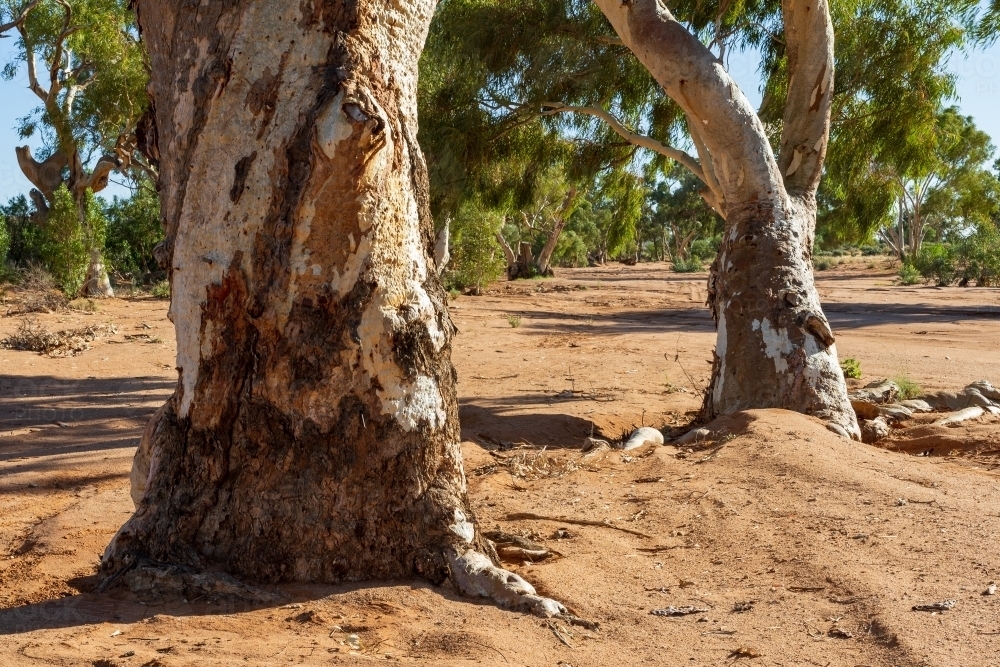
504 512 651 538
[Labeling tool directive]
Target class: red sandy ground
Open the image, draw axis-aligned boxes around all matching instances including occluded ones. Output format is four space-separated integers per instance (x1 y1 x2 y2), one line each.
1 259 998 666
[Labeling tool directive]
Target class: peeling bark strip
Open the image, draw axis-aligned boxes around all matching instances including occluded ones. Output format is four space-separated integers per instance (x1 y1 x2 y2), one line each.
104 1 500 590
592 0 858 438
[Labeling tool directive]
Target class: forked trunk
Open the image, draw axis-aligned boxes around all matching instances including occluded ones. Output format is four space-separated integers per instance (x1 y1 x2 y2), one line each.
593 0 859 438
104 1 565 616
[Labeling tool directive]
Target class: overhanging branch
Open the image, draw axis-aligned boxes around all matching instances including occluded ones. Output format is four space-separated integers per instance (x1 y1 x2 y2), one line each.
539 102 705 183
0 0 41 35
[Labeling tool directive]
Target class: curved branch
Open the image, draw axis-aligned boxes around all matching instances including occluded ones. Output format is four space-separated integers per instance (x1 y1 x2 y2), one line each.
686 114 726 216
0 0 41 35
776 0 834 197
16 145 67 202
540 102 706 183
591 0 784 208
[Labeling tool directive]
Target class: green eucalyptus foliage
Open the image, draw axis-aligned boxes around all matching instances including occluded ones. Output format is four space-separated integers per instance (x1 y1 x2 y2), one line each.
0 211 10 269
0 196 44 267
420 0 668 242
104 180 163 281
421 0 989 273
817 1 982 245
910 225 1000 286
445 202 508 293
1 0 148 160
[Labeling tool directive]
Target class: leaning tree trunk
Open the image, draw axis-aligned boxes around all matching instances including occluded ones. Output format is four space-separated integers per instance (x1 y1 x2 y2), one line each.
595 0 860 438
104 0 565 617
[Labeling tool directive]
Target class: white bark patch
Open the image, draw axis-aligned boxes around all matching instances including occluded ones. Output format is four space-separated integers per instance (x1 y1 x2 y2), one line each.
713 306 728 406
316 91 355 158
172 5 331 419
449 508 475 544
753 318 795 374
785 149 803 177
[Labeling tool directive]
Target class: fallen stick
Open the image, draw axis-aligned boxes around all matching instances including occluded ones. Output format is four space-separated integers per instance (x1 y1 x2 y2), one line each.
504 512 651 538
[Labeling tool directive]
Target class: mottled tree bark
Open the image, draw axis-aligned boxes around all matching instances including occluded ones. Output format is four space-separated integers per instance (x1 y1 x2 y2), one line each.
103 0 565 616
593 0 859 438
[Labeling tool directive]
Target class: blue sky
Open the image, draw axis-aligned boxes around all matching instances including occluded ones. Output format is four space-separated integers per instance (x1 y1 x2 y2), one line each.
1 31 999 203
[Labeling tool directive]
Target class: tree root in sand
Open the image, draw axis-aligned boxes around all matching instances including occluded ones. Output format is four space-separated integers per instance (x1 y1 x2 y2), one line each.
96 557 283 605
97 551 594 628
447 549 597 628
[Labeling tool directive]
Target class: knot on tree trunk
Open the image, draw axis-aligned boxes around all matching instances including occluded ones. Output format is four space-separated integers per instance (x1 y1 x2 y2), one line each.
802 312 835 348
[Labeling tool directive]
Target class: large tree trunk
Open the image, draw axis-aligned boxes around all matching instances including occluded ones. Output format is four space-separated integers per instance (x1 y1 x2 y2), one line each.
103 0 565 617
594 0 859 438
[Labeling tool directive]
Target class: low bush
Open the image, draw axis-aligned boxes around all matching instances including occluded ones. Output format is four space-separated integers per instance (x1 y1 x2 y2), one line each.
898 263 922 285
151 280 170 298
908 226 1000 287
672 257 703 273
893 375 922 400
841 358 862 379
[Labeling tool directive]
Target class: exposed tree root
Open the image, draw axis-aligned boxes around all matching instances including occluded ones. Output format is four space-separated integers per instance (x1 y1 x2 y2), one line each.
448 549 597 629
96 557 283 605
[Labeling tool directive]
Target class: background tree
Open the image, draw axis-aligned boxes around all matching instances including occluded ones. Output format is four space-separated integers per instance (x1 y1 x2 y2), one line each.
645 167 723 269
103 0 569 619
0 0 148 296
582 0 861 435
879 109 996 259
419 0 671 276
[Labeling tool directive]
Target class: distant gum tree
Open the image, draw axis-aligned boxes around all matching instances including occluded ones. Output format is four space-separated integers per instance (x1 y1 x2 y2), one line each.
0 0 149 296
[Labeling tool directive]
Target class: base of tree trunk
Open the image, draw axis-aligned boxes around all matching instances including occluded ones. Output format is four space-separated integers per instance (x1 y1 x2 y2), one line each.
83 248 114 298
110 398 573 618
702 201 860 440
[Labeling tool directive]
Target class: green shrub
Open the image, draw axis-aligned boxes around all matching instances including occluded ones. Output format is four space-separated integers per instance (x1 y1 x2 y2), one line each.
552 230 589 268
445 203 507 293
0 212 10 274
841 358 862 379
860 245 882 256
105 183 163 281
1 195 44 267
958 224 1000 286
911 243 955 286
814 258 832 271
893 375 922 400
898 263 921 285
506 314 521 328
672 256 703 273
689 236 720 262
40 186 89 297
151 280 170 298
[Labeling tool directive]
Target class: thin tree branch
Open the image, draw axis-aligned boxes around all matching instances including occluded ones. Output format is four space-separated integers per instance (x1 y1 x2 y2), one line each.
18 25 48 100
540 102 706 182
0 0 41 35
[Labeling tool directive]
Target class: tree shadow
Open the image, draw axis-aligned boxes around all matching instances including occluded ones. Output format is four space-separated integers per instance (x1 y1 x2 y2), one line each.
0 374 174 493
508 307 715 336
824 302 1000 329
459 398 605 448
0 577 472 636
